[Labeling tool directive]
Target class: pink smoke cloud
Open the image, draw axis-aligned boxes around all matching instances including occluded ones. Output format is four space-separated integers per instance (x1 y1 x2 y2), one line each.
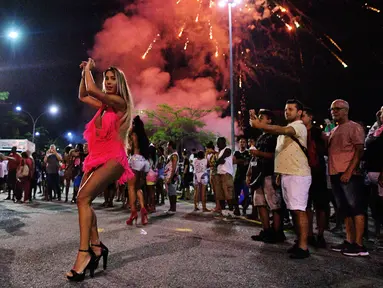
90 0 256 141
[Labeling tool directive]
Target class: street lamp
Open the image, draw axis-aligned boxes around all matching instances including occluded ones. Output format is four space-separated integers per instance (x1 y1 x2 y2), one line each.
8 31 19 39
15 105 59 143
219 0 240 151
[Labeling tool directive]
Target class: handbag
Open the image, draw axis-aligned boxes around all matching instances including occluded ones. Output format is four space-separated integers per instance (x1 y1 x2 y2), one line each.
17 164 29 178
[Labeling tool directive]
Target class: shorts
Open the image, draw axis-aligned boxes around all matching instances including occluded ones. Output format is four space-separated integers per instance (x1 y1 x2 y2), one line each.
330 174 366 218
281 174 312 211
194 172 209 186
254 176 281 210
307 167 329 210
214 173 234 201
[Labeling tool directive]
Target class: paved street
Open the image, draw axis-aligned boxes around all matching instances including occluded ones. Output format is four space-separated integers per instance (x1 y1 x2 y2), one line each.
1 191 383 288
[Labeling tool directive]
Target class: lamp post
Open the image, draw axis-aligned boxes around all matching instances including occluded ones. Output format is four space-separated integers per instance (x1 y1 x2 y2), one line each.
15 105 59 143
6 29 20 59
219 0 239 151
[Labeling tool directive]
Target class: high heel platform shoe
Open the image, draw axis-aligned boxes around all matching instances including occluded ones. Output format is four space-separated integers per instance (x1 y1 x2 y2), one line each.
67 248 97 282
126 210 138 225
141 207 148 226
91 242 109 270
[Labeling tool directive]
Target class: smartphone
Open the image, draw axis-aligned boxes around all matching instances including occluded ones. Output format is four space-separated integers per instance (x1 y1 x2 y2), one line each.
249 109 257 120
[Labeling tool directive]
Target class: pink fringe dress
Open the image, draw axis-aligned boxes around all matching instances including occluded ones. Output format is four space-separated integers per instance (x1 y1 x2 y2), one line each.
83 105 134 185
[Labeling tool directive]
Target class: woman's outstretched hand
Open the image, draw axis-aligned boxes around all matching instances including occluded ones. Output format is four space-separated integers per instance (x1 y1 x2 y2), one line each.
85 58 95 71
80 61 88 77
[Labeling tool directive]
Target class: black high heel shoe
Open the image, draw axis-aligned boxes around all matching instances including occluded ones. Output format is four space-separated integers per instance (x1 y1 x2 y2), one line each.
67 248 97 282
91 242 109 270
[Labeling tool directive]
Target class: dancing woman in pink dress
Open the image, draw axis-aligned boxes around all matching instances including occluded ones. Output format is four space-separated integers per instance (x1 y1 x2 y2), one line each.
66 58 134 282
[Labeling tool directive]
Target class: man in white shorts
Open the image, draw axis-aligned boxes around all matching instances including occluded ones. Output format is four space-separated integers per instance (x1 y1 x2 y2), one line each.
250 99 312 259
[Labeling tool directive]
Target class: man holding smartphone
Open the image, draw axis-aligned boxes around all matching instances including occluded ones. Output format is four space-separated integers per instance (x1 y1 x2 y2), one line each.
250 99 312 259
44 144 62 201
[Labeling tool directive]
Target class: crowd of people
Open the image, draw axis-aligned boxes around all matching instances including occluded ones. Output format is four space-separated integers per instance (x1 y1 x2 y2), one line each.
1 57 382 281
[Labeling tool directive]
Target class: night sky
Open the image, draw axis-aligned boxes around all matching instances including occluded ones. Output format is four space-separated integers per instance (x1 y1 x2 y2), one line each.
0 0 382 144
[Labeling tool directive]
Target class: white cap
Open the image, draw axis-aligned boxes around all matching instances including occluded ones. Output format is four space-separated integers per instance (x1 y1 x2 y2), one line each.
249 145 257 151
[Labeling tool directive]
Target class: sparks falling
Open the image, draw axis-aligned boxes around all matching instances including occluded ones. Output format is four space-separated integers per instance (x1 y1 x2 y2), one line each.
184 38 190 50
142 34 160 59
178 23 186 37
325 34 342 52
209 22 213 40
364 3 380 13
331 51 348 68
215 45 219 57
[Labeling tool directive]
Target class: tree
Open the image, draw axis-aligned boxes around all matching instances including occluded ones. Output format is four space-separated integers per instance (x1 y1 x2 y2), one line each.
0 92 10 101
143 104 219 148
0 111 29 139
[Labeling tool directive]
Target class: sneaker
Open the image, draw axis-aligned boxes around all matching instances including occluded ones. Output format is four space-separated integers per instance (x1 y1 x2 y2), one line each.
331 240 352 252
330 226 343 233
275 231 286 243
316 235 327 249
308 235 318 247
251 230 266 242
287 243 299 253
342 244 369 257
233 208 241 217
289 247 310 259
263 229 277 244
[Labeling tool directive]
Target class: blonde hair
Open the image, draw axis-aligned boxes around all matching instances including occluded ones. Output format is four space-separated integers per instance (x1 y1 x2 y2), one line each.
102 67 134 146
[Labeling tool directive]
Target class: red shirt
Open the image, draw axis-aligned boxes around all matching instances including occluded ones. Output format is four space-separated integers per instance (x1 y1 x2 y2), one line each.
25 158 34 178
7 152 22 171
307 129 319 168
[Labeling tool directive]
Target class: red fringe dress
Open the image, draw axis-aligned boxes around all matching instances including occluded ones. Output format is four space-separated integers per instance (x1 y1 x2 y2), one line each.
83 105 134 185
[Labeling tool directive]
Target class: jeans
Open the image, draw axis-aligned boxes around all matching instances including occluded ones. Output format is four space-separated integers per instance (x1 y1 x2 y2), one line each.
47 173 61 200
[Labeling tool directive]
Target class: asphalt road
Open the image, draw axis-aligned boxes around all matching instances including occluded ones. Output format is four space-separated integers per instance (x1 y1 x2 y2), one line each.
1 191 383 288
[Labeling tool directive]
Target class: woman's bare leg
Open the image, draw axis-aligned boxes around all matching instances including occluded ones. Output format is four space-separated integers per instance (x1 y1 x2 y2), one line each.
66 160 124 276
137 190 145 209
202 185 209 211
194 184 200 210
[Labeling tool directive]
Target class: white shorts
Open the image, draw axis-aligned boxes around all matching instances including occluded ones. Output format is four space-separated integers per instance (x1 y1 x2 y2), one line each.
281 174 312 211
367 172 383 197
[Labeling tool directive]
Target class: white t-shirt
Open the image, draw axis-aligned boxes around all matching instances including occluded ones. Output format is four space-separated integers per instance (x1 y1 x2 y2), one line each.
0 162 5 178
217 147 234 176
2 160 8 176
275 120 311 176
189 154 195 173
